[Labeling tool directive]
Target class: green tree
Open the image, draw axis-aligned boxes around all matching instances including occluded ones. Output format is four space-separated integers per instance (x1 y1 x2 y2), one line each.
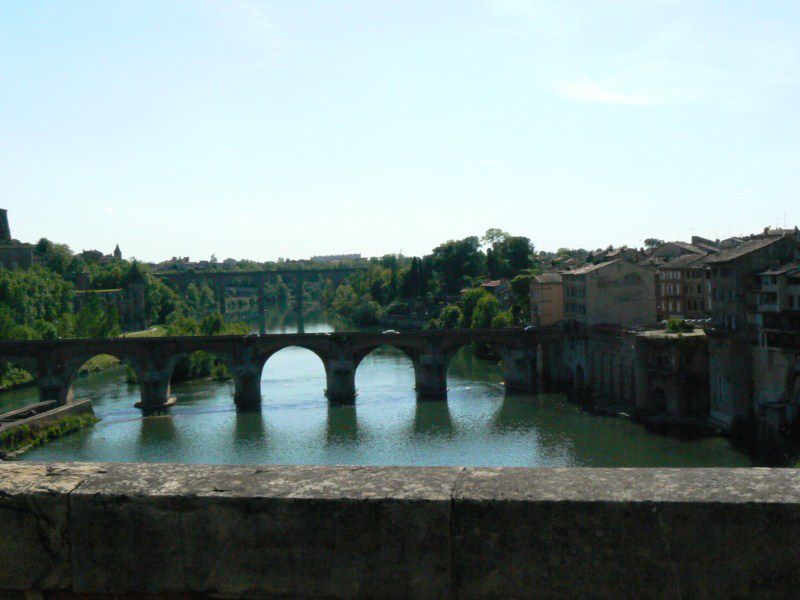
431 237 485 295
510 274 531 323
459 288 489 328
200 313 224 336
436 304 462 329
491 310 515 328
492 236 534 277
482 228 509 247
471 295 500 329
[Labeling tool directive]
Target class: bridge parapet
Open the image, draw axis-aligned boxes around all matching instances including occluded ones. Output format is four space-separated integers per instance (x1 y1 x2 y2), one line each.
3 462 800 598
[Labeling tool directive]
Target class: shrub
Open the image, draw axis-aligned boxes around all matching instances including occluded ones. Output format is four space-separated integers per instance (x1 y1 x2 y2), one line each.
666 317 693 334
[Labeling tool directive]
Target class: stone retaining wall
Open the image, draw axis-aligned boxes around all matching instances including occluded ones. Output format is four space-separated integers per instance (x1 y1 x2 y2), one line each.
2 462 800 598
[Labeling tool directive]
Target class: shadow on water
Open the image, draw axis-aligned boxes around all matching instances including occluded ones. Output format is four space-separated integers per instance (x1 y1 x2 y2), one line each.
326 402 359 446
233 411 268 450
491 391 754 468
138 415 178 449
411 398 455 438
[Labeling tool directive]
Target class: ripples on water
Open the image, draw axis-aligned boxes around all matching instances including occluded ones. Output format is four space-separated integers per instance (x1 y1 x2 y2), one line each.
3 317 752 467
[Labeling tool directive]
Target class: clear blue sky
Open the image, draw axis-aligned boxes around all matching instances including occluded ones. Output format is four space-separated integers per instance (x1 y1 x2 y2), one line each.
2 1 798 262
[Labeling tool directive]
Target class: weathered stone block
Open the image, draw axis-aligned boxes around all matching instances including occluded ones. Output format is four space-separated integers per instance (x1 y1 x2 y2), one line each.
0 463 104 591
452 467 800 599
70 463 458 598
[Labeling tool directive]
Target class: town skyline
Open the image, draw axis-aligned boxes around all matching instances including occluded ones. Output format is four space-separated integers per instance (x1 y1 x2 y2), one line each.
4 203 797 265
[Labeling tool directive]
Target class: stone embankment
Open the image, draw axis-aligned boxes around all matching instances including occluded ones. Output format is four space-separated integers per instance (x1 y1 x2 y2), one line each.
2 462 800 598
0 400 95 459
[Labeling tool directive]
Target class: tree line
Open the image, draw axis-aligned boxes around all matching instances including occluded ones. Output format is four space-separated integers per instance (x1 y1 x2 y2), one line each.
322 229 538 327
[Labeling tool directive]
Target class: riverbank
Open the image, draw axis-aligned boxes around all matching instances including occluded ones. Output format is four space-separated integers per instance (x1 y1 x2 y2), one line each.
0 399 98 459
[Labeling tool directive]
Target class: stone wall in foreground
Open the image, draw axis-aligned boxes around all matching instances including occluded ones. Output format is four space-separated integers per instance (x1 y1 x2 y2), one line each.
2 462 800 598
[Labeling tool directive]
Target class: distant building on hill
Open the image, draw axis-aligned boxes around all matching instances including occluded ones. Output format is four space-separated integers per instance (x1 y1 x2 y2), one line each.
310 253 361 263
0 209 46 270
78 246 122 264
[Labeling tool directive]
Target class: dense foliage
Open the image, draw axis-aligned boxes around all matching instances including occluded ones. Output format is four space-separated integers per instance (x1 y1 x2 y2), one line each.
325 228 538 327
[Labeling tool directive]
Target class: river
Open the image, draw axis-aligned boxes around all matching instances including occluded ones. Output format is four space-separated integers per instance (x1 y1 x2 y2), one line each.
1 312 752 467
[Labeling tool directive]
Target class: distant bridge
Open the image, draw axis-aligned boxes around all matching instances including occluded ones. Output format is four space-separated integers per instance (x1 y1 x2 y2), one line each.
0 328 560 413
155 267 366 315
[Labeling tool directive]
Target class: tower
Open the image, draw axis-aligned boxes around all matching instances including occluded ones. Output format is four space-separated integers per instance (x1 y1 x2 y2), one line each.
0 209 11 242
114 244 122 260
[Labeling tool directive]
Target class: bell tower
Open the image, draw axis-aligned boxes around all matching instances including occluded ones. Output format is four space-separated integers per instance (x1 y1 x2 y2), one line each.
0 209 11 242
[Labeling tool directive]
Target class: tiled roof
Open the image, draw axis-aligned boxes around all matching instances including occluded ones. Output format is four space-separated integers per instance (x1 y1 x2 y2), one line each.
534 272 563 284
657 253 708 269
667 241 704 253
759 262 800 276
706 237 795 264
638 257 665 267
565 260 621 275
481 279 509 289
693 242 721 254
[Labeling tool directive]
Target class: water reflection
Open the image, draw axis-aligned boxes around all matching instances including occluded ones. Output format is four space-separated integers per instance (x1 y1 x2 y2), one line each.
412 399 455 438
326 403 359 446
234 411 267 449
138 415 178 448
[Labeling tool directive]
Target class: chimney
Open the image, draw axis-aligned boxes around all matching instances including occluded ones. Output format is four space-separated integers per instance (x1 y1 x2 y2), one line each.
0 209 10 242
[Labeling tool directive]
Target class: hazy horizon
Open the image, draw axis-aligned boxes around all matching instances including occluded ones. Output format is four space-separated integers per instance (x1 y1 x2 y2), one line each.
2 1 798 262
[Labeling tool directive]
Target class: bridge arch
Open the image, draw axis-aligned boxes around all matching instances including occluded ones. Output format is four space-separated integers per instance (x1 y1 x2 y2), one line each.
354 344 418 400
65 352 134 403
260 345 329 404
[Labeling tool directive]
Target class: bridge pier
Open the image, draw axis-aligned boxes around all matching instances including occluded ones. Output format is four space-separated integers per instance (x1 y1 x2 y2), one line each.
134 369 176 414
257 287 267 334
216 281 227 315
500 347 536 393
233 369 262 411
37 360 73 406
325 357 356 403
38 379 73 406
414 353 449 398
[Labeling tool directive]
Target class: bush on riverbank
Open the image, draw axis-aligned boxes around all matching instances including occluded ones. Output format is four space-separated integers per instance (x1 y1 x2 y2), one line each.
0 413 99 455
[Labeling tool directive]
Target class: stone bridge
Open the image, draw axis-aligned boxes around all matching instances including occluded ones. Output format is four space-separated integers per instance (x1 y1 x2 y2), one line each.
156 267 365 316
0 328 559 413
